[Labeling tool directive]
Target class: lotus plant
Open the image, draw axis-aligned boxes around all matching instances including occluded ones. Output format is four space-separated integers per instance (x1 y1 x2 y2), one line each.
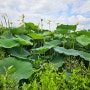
47 20 51 30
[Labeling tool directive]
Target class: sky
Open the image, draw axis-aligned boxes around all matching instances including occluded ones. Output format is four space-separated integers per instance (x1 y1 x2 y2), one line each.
0 0 90 30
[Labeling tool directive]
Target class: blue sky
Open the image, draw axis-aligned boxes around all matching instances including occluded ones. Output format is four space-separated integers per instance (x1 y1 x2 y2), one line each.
0 0 90 30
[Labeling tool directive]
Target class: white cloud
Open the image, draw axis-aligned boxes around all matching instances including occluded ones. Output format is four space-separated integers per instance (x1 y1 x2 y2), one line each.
68 15 90 25
68 15 90 30
72 0 90 14
0 0 90 30
56 15 90 30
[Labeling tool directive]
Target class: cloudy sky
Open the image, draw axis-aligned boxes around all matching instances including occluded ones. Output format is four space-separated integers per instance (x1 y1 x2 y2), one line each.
0 0 90 30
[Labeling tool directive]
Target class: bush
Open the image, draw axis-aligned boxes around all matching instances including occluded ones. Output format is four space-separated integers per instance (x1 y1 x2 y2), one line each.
21 63 90 90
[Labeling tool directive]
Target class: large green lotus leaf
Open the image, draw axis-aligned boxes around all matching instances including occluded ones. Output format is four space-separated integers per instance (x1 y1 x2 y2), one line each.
76 35 90 46
25 22 38 30
55 24 77 34
10 47 30 59
11 26 26 34
55 29 69 35
43 36 51 40
77 30 90 38
33 45 53 53
0 39 19 48
33 40 60 53
14 38 33 45
79 51 90 61
54 46 90 61
15 34 32 41
65 49 79 56
28 33 43 39
0 57 33 83
45 40 60 46
1 34 14 39
56 24 77 31
43 31 53 36
54 47 79 56
14 34 33 45
42 31 52 40
54 34 62 38
51 55 65 67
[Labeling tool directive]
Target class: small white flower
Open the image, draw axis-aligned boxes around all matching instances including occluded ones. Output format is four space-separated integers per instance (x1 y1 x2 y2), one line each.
21 14 25 18
47 20 51 24
20 22 25 26
9 21 13 24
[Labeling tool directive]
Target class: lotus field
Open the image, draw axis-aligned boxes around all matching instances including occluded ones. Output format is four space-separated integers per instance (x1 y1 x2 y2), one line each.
0 16 90 90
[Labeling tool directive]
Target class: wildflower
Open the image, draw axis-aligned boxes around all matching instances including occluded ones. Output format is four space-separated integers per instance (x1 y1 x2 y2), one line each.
9 21 13 25
41 24 43 26
47 20 51 29
47 20 51 24
19 22 25 26
21 14 25 19
40 19 43 31
76 22 79 25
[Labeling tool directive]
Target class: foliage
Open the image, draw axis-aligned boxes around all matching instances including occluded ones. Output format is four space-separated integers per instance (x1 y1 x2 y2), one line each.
0 16 90 89
21 63 90 90
0 57 33 83
0 65 18 90
54 46 90 61
76 35 90 46
0 48 5 60
0 38 19 48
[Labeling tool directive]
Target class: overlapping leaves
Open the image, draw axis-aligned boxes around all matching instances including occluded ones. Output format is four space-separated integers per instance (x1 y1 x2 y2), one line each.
14 34 33 45
9 47 30 59
76 35 90 46
54 46 90 61
0 39 19 48
33 40 61 53
51 55 66 67
55 24 77 34
0 57 33 83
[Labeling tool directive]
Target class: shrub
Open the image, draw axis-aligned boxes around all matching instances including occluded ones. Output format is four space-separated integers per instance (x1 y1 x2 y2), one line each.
21 62 90 90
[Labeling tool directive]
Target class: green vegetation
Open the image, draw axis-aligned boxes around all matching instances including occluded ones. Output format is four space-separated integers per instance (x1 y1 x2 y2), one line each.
0 15 90 90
